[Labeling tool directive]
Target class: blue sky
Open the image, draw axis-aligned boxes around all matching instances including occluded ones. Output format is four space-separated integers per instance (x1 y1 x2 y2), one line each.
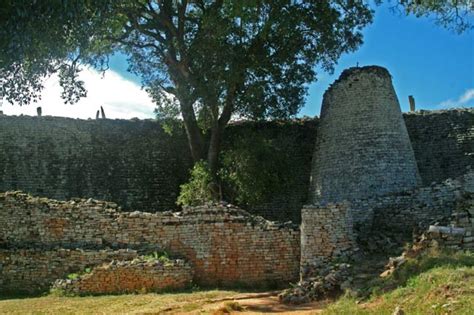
107 4 474 118
4 3 473 119
303 4 474 116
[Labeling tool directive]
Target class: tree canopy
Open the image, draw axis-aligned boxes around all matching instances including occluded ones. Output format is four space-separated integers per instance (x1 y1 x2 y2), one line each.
383 0 474 33
0 1 372 181
1 0 471 201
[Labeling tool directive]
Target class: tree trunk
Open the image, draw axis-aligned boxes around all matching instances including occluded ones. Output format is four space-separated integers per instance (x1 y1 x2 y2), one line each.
207 123 222 200
179 98 205 162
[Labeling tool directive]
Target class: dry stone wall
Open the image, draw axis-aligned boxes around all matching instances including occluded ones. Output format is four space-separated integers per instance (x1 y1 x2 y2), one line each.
405 109 474 186
308 66 421 204
367 171 473 235
0 109 471 222
53 258 193 295
0 116 192 213
0 248 138 294
0 192 300 288
300 202 357 278
426 196 474 250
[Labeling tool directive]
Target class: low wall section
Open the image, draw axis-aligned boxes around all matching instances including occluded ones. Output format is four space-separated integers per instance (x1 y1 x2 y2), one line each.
300 202 357 279
0 193 300 289
0 249 138 293
368 171 473 235
53 258 193 295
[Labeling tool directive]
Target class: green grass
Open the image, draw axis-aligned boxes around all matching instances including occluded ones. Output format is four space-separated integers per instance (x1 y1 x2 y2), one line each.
323 249 474 315
1 249 473 314
0 290 241 314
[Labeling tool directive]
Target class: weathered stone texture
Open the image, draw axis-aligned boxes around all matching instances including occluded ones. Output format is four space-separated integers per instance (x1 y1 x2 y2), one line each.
309 66 421 204
0 116 317 222
53 258 193 295
300 202 357 277
0 108 472 222
0 193 300 288
0 248 137 293
367 171 473 235
404 109 474 185
0 116 192 213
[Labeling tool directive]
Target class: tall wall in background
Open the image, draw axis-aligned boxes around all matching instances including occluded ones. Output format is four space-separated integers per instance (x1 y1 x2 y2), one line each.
405 109 474 185
0 108 472 221
0 116 192 212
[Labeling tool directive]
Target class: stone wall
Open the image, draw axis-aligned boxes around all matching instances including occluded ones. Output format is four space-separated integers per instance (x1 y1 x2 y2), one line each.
0 108 472 222
300 202 357 278
367 171 473 235
0 116 192 213
404 109 474 186
0 248 138 294
309 66 421 204
0 192 300 288
53 258 193 295
0 116 317 222
426 196 474 250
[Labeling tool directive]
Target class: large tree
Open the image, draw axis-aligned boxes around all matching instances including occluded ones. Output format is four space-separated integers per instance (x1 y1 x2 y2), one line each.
0 1 374 197
383 0 474 33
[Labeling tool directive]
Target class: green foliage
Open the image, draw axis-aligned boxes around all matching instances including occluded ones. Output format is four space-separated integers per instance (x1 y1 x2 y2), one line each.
67 273 79 280
220 134 295 206
66 265 93 281
177 161 215 206
0 1 118 105
142 251 171 264
324 249 474 315
380 0 474 33
0 0 374 177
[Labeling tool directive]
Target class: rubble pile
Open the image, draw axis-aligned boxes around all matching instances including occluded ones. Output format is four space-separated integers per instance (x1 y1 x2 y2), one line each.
279 261 352 304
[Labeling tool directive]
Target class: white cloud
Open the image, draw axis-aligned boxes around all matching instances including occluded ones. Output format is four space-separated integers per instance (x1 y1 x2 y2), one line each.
439 88 474 108
459 89 474 104
1 68 156 119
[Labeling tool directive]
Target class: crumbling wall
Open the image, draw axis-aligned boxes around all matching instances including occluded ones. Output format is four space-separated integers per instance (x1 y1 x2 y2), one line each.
0 192 300 288
0 249 138 294
368 171 473 235
300 203 357 277
52 258 193 295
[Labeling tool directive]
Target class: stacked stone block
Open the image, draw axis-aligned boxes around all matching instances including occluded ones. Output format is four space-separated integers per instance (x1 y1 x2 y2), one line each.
369 171 474 235
309 66 421 205
0 249 137 294
0 109 472 223
53 258 193 295
0 192 300 290
300 203 357 279
405 109 474 185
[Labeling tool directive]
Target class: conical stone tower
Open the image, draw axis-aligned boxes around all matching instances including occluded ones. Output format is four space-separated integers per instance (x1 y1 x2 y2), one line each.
309 66 421 204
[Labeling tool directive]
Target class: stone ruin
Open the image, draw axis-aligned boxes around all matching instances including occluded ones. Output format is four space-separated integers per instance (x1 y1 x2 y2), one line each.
301 65 472 268
309 66 421 204
0 65 472 296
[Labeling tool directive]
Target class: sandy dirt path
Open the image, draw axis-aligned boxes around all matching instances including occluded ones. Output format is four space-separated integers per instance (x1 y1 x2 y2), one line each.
163 291 327 314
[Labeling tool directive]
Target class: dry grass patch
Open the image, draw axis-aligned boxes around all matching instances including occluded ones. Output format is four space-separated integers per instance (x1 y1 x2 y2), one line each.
0 290 240 315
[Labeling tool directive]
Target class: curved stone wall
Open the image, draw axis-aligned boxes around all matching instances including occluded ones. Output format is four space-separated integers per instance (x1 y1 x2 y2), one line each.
309 66 421 204
0 192 300 288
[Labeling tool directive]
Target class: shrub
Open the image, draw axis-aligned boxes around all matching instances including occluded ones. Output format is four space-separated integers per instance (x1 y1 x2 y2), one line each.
177 161 215 206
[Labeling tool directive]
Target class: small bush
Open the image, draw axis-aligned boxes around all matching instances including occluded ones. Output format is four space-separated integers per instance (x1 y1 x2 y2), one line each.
177 161 215 206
